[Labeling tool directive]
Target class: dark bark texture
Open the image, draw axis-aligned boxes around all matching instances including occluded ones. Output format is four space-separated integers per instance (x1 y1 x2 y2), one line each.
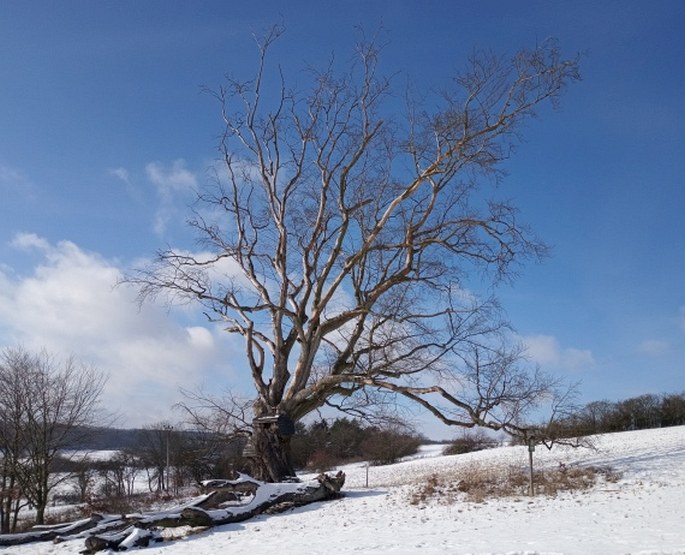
247 420 297 482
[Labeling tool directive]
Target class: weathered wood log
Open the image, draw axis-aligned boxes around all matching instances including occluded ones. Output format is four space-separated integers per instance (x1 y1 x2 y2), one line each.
84 527 134 553
0 529 64 547
0 515 104 546
199 474 261 497
83 526 161 553
178 506 215 527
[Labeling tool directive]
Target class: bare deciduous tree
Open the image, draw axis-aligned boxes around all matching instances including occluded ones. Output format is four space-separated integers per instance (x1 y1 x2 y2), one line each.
0 347 106 527
0 349 28 533
129 28 581 482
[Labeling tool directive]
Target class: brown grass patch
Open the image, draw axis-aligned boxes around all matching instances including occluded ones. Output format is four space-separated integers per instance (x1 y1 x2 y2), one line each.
409 462 621 505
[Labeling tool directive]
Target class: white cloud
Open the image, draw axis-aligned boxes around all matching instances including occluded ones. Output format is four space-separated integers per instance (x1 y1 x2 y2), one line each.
146 159 197 195
109 166 143 204
0 164 32 191
638 339 669 356
110 167 130 183
187 326 215 350
0 235 243 427
145 159 198 236
522 334 595 371
10 232 51 252
562 347 596 369
0 164 37 205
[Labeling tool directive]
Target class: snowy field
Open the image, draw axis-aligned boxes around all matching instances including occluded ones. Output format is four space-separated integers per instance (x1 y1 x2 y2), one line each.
6 426 685 555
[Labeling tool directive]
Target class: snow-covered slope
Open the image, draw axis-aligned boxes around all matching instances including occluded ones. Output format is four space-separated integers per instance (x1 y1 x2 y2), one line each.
7 426 685 555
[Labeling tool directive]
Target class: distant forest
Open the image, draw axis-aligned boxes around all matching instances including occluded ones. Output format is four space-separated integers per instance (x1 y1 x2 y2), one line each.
550 391 685 438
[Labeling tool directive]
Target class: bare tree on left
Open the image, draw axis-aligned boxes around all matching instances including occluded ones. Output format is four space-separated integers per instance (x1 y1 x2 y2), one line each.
0 347 106 530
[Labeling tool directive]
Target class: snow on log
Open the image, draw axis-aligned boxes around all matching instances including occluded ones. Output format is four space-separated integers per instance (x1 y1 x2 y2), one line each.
0 515 107 546
84 526 161 552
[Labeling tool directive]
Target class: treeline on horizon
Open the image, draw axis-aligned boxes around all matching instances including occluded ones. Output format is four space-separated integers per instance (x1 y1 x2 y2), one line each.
549 391 685 439
78 390 685 453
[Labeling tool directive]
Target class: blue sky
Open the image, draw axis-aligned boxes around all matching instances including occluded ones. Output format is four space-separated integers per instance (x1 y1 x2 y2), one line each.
1 1 684 436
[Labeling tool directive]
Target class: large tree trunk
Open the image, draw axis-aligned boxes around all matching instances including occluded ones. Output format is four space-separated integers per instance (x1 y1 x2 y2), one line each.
35 505 45 526
247 416 297 482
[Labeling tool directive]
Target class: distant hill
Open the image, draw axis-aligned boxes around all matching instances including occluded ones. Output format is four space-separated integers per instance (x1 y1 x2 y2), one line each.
63 426 163 451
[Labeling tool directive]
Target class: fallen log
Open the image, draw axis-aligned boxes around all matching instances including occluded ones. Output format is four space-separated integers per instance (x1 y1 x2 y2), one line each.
0 472 345 553
0 515 106 547
84 526 161 553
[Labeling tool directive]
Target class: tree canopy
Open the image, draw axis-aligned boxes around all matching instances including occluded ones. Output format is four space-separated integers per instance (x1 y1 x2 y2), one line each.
129 28 581 481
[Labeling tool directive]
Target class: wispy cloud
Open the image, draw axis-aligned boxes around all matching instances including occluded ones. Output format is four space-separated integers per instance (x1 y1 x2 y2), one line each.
638 339 670 356
110 167 130 183
10 232 51 252
145 159 198 236
146 159 198 194
109 166 143 204
522 334 596 372
0 234 242 426
0 164 35 198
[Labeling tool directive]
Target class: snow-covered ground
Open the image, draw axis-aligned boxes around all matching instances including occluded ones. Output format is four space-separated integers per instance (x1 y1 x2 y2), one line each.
7 426 685 555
